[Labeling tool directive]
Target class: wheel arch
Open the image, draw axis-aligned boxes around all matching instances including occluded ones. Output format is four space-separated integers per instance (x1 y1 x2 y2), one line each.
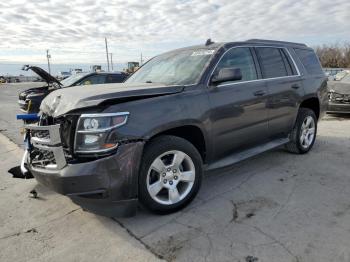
299 96 320 120
145 123 208 163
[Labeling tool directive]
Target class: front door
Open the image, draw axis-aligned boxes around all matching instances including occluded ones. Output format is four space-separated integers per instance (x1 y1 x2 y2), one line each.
208 47 269 161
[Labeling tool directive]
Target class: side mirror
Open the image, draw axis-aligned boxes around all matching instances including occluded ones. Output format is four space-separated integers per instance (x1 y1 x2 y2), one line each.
211 68 242 84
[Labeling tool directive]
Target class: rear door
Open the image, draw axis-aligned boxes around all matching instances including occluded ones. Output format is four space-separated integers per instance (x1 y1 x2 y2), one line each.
208 47 269 160
255 47 303 138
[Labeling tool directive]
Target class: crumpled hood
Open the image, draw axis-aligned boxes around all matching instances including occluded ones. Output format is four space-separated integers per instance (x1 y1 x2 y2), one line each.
328 81 350 95
40 82 184 117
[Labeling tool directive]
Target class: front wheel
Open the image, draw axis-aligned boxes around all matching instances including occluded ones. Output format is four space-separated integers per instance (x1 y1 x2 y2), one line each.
285 108 317 154
139 136 202 214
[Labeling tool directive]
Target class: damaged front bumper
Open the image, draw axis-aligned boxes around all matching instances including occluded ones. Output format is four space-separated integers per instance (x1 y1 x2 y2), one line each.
24 123 144 217
327 101 350 114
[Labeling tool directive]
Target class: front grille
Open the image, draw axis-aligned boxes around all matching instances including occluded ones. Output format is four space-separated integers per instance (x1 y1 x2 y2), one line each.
31 129 50 140
329 92 350 104
19 93 26 100
39 114 79 159
30 147 56 169
18 99 29 111
25 114 79 170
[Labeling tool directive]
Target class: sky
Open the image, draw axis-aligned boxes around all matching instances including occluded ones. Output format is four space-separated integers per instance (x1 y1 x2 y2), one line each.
0 0 349 75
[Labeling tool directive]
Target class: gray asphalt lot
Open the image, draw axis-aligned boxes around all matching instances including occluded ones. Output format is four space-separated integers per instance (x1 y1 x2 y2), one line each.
1 82 350 262
0 82 41 146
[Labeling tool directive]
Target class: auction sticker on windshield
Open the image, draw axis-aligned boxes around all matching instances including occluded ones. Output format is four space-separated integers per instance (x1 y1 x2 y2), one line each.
191 50 215 56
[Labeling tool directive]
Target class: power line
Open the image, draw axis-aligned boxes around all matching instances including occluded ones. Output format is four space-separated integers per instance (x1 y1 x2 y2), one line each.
105 37 110 72
110 53 114 71
46 49 51 74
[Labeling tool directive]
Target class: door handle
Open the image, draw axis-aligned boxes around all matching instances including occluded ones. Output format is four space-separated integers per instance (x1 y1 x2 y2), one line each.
253 90 266 96
291 84 300 89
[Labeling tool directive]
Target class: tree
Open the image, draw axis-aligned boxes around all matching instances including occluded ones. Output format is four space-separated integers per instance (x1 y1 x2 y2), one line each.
314 43 350 68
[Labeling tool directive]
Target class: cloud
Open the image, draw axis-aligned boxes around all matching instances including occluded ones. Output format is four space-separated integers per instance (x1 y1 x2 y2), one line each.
0 0 349 63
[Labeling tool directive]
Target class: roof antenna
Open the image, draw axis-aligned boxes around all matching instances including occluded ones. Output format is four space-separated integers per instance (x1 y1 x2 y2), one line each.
205 38 214 46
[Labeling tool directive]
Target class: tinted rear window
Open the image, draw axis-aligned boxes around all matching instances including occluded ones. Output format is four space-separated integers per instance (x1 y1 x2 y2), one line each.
256 47 288 78
294 48 323 75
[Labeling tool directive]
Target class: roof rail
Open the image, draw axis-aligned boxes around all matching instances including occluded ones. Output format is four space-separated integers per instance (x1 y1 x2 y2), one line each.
246 39 307 47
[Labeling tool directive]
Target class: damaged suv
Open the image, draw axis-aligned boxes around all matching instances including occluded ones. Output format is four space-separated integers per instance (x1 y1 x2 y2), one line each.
22 39 328 216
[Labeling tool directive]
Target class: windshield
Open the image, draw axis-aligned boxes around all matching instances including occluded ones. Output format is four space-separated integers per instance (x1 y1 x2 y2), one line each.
60 73 89 87
126 49 216 85
340 73 350 83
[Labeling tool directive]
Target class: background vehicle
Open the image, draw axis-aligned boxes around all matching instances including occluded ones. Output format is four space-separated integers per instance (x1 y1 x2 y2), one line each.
328 73 350 113
18 65 128 113
334 70 348 81
323 68 344 81
23 39 327 216
124 62 140 74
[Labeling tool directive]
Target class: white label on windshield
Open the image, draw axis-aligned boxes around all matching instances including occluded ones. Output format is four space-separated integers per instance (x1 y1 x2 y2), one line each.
191 50 215 56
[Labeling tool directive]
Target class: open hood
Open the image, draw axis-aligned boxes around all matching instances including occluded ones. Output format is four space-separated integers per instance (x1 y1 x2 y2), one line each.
40 82 184 117
22 65 62 86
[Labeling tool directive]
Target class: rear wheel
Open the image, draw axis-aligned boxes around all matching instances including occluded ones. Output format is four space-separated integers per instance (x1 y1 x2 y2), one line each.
139 135 202 214
285 108 317 154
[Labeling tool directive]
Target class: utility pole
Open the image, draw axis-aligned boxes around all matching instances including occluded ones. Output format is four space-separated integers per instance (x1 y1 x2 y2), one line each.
140 52 143 65
110 53 114 71
105 37 110 72
46 50 51 74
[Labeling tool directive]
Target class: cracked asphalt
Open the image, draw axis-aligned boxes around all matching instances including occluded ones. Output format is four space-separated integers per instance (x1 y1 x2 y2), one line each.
1 83 350 262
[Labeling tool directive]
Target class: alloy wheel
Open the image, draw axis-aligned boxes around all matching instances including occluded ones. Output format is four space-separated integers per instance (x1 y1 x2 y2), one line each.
300 116 316 149
146 150 196 205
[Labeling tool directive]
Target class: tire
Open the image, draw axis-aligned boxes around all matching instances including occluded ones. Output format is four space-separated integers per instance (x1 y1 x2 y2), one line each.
139 135 203 214
285 108 317 154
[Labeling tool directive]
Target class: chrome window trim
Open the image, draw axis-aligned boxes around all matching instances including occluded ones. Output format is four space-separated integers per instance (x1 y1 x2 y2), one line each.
217 75 301 88
284 48 301 76
207 45 302 88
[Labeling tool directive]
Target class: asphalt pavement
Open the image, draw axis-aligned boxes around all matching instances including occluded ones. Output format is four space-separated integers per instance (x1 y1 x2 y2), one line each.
0 82 41 146
1 82 350 262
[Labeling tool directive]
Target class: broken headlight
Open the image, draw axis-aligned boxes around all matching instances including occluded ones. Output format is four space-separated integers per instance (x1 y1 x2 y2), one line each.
74 112 129 154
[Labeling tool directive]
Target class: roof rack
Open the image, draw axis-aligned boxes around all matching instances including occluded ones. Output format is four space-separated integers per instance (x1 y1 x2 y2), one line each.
246 39 307 47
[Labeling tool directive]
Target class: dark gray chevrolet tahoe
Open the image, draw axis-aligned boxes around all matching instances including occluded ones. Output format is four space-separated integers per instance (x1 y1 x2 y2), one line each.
23 39 328 216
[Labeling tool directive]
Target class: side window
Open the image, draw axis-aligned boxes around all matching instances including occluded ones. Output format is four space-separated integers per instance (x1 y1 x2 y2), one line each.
280 49 297 76
106 74 127 83
214 47 257 82
256 47 288 78
79 75 106 85
294 48 323 75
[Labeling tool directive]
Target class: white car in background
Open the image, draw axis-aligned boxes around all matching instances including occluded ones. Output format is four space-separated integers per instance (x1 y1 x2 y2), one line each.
334 70 349 81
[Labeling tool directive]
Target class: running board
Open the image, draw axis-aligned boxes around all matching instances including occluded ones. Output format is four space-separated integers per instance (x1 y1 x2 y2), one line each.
206 138 289 171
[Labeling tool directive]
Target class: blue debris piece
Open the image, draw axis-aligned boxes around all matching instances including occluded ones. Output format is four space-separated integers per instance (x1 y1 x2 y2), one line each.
16 114 39 121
